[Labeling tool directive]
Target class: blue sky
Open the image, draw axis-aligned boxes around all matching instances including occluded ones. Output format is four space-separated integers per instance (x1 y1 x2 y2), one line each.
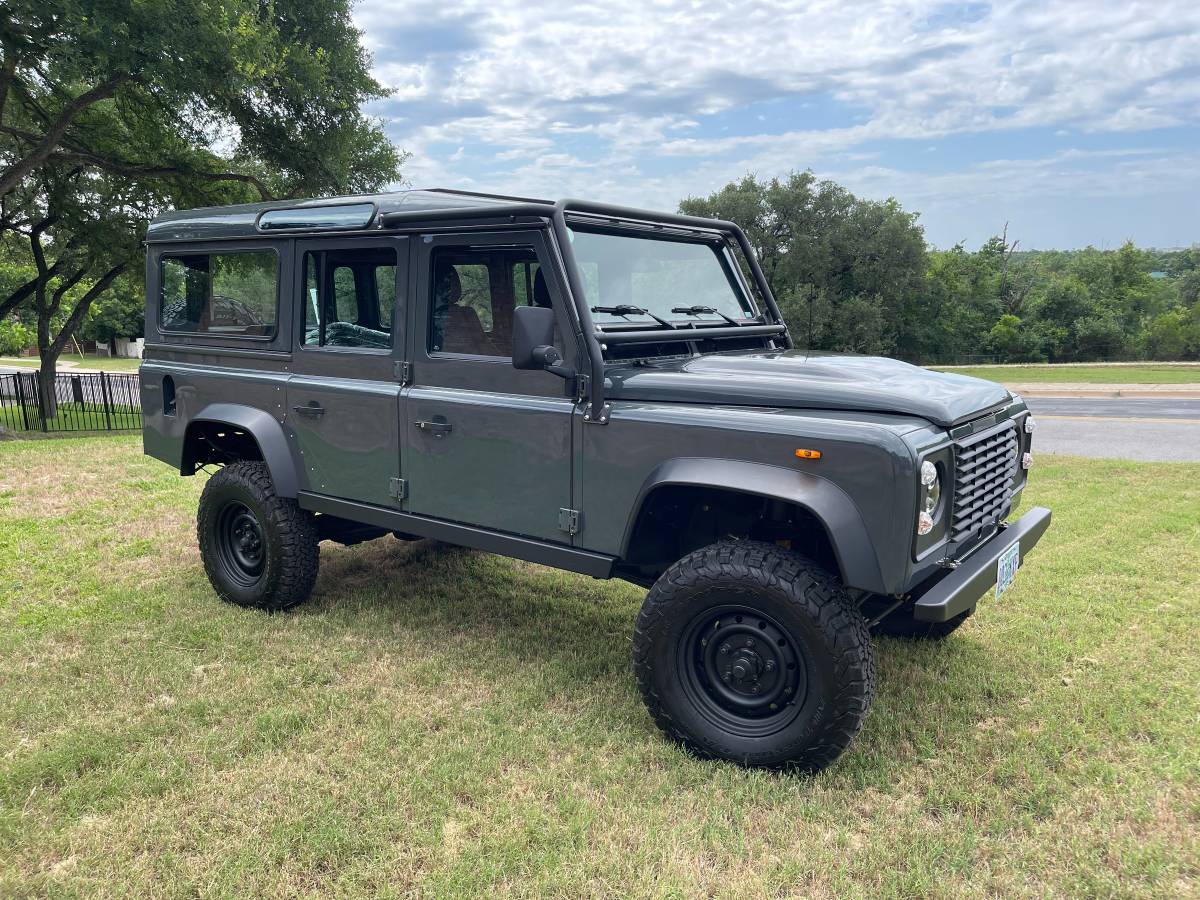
353 1 1200 250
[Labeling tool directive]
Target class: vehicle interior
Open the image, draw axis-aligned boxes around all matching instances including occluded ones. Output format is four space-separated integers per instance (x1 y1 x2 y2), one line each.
430 247 549 357
302 246 397 349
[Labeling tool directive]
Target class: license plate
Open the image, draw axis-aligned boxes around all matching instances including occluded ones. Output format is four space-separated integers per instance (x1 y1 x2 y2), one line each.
996 542 1021 598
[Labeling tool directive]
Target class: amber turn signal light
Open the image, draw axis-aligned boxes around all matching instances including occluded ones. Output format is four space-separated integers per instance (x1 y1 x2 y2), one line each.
794 448 822 460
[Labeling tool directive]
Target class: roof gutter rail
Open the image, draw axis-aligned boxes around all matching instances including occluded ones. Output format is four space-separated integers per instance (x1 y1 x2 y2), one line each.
379 203 555 227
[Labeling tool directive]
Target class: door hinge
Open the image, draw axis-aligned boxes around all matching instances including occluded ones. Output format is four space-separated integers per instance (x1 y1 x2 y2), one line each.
389 477 408 501
558 508 582 535
394 360 413 385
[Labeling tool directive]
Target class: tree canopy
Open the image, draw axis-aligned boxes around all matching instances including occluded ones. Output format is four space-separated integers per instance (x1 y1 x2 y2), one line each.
0 0 402 203
681 172 928 356
0 0 406 413
682 173 1200 363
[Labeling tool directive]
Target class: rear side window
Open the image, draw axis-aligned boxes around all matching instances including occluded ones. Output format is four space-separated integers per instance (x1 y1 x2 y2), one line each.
160 251 278 337
302 247 397 349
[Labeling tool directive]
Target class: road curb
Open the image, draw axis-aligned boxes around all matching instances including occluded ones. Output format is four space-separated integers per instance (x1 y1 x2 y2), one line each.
1005 384 1200 400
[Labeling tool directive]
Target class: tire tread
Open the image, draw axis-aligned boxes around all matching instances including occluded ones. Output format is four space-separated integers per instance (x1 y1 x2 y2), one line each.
197 461 319 612
633 540 875 771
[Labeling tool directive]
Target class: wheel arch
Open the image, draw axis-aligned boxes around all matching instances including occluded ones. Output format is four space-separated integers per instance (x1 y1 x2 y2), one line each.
183 403 299 498
620 458 886 594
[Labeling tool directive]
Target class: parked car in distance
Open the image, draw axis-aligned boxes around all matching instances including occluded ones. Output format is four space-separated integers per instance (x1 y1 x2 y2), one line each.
140 188 1051 771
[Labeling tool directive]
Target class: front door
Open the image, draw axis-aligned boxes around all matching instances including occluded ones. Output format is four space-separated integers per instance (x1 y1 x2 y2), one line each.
403 230 577 542
286 236 409 506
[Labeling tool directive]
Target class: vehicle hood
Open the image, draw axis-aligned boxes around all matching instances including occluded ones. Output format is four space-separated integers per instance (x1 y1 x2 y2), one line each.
604 351 1011 427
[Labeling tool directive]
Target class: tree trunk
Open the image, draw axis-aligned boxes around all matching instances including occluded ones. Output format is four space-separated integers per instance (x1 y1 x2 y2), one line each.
35 312 57 422
33 261 126 421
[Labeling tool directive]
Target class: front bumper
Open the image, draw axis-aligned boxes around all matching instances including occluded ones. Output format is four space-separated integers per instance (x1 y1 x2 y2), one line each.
912 506 1052 622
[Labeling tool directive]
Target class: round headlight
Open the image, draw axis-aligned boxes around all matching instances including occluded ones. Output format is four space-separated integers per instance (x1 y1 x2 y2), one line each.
916 460 942 535
924 476 941 514
920 460 937 487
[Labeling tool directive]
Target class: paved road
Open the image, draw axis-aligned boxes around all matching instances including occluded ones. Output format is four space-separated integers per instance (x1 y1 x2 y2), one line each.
1024 398 1200 462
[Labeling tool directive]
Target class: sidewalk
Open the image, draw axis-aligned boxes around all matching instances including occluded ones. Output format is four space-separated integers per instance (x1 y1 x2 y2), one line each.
0 358 132 374
1004 382 1200 399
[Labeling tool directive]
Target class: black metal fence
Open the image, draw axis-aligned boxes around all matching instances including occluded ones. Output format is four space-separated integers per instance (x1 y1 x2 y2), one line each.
0 371 141 433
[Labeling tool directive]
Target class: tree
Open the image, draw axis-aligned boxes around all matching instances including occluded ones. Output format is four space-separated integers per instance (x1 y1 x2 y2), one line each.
14 167 136 414
1074 315 1127 360
77 271 143 351
0 0 405 413
0 0 402 203
680 172 927 357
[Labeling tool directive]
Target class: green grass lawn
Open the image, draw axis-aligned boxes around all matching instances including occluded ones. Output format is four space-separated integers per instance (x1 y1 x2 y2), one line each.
0 354 142 373
0 438 1196 897
0 402 140 434
933 363 1200 384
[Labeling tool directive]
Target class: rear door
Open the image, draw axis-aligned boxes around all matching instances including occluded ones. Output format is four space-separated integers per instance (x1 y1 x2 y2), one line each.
286 236 409 506
402 229 578 541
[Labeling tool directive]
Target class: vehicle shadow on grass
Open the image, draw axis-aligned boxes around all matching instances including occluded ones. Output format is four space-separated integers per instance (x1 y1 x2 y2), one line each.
296 537 1005 774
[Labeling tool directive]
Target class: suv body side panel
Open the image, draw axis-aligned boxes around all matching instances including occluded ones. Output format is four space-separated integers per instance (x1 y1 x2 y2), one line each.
139 357 298 494
580 401 925 594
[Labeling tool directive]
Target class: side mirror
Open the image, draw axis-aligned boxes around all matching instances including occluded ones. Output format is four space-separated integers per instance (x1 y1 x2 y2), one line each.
512 305 574 380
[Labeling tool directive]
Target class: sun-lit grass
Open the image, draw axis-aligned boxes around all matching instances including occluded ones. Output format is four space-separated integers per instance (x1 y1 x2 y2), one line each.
0 401 140 434
933 363 1200 384
0 437 1197 897
0 354 143 373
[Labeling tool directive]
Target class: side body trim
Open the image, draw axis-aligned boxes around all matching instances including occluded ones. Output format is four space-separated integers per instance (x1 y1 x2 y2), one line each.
298 493 616 579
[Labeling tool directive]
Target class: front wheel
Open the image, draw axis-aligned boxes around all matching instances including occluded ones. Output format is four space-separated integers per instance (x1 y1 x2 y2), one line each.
197 461 319 611
633 541 875 771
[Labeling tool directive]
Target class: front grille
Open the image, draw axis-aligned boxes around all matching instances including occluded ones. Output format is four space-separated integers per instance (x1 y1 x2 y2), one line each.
950 421 1019 543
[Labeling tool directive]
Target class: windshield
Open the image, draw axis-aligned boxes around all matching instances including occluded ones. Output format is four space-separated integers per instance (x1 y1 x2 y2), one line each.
567 226 757 326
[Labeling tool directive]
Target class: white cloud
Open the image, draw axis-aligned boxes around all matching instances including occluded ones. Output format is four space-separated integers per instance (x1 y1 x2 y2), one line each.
351 0 1200 246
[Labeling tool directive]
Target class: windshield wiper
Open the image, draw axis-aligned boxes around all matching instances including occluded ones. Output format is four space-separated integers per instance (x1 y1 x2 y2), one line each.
671 305 740 326
591 304 677 329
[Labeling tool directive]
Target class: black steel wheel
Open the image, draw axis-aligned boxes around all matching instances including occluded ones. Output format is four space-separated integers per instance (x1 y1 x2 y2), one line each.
677 605 809 738
212 500 267 589
197 461 319 611
633 541 874 771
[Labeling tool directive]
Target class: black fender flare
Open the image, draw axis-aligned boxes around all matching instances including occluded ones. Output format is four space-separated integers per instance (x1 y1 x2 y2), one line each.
188 403 300 498
622 458 887 595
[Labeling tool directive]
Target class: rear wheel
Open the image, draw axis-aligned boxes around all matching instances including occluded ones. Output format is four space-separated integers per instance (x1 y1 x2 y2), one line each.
197 461 319 611
633 541 874 771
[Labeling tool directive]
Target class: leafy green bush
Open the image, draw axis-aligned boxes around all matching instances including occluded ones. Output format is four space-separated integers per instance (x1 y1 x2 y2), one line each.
0 319 34 356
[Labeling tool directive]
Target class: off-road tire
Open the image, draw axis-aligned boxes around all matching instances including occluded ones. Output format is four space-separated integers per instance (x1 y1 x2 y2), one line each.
868 601 972 640
633 541 875 771
197 461 319 612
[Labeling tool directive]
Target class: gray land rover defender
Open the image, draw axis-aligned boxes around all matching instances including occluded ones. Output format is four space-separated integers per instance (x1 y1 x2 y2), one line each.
140 188 1051 771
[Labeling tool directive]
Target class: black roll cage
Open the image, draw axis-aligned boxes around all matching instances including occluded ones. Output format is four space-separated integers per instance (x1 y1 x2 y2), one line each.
380 197 791 422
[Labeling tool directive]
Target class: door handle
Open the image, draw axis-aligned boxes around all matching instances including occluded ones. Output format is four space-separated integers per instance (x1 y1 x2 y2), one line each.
292 403 325 417
415 420 452 436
